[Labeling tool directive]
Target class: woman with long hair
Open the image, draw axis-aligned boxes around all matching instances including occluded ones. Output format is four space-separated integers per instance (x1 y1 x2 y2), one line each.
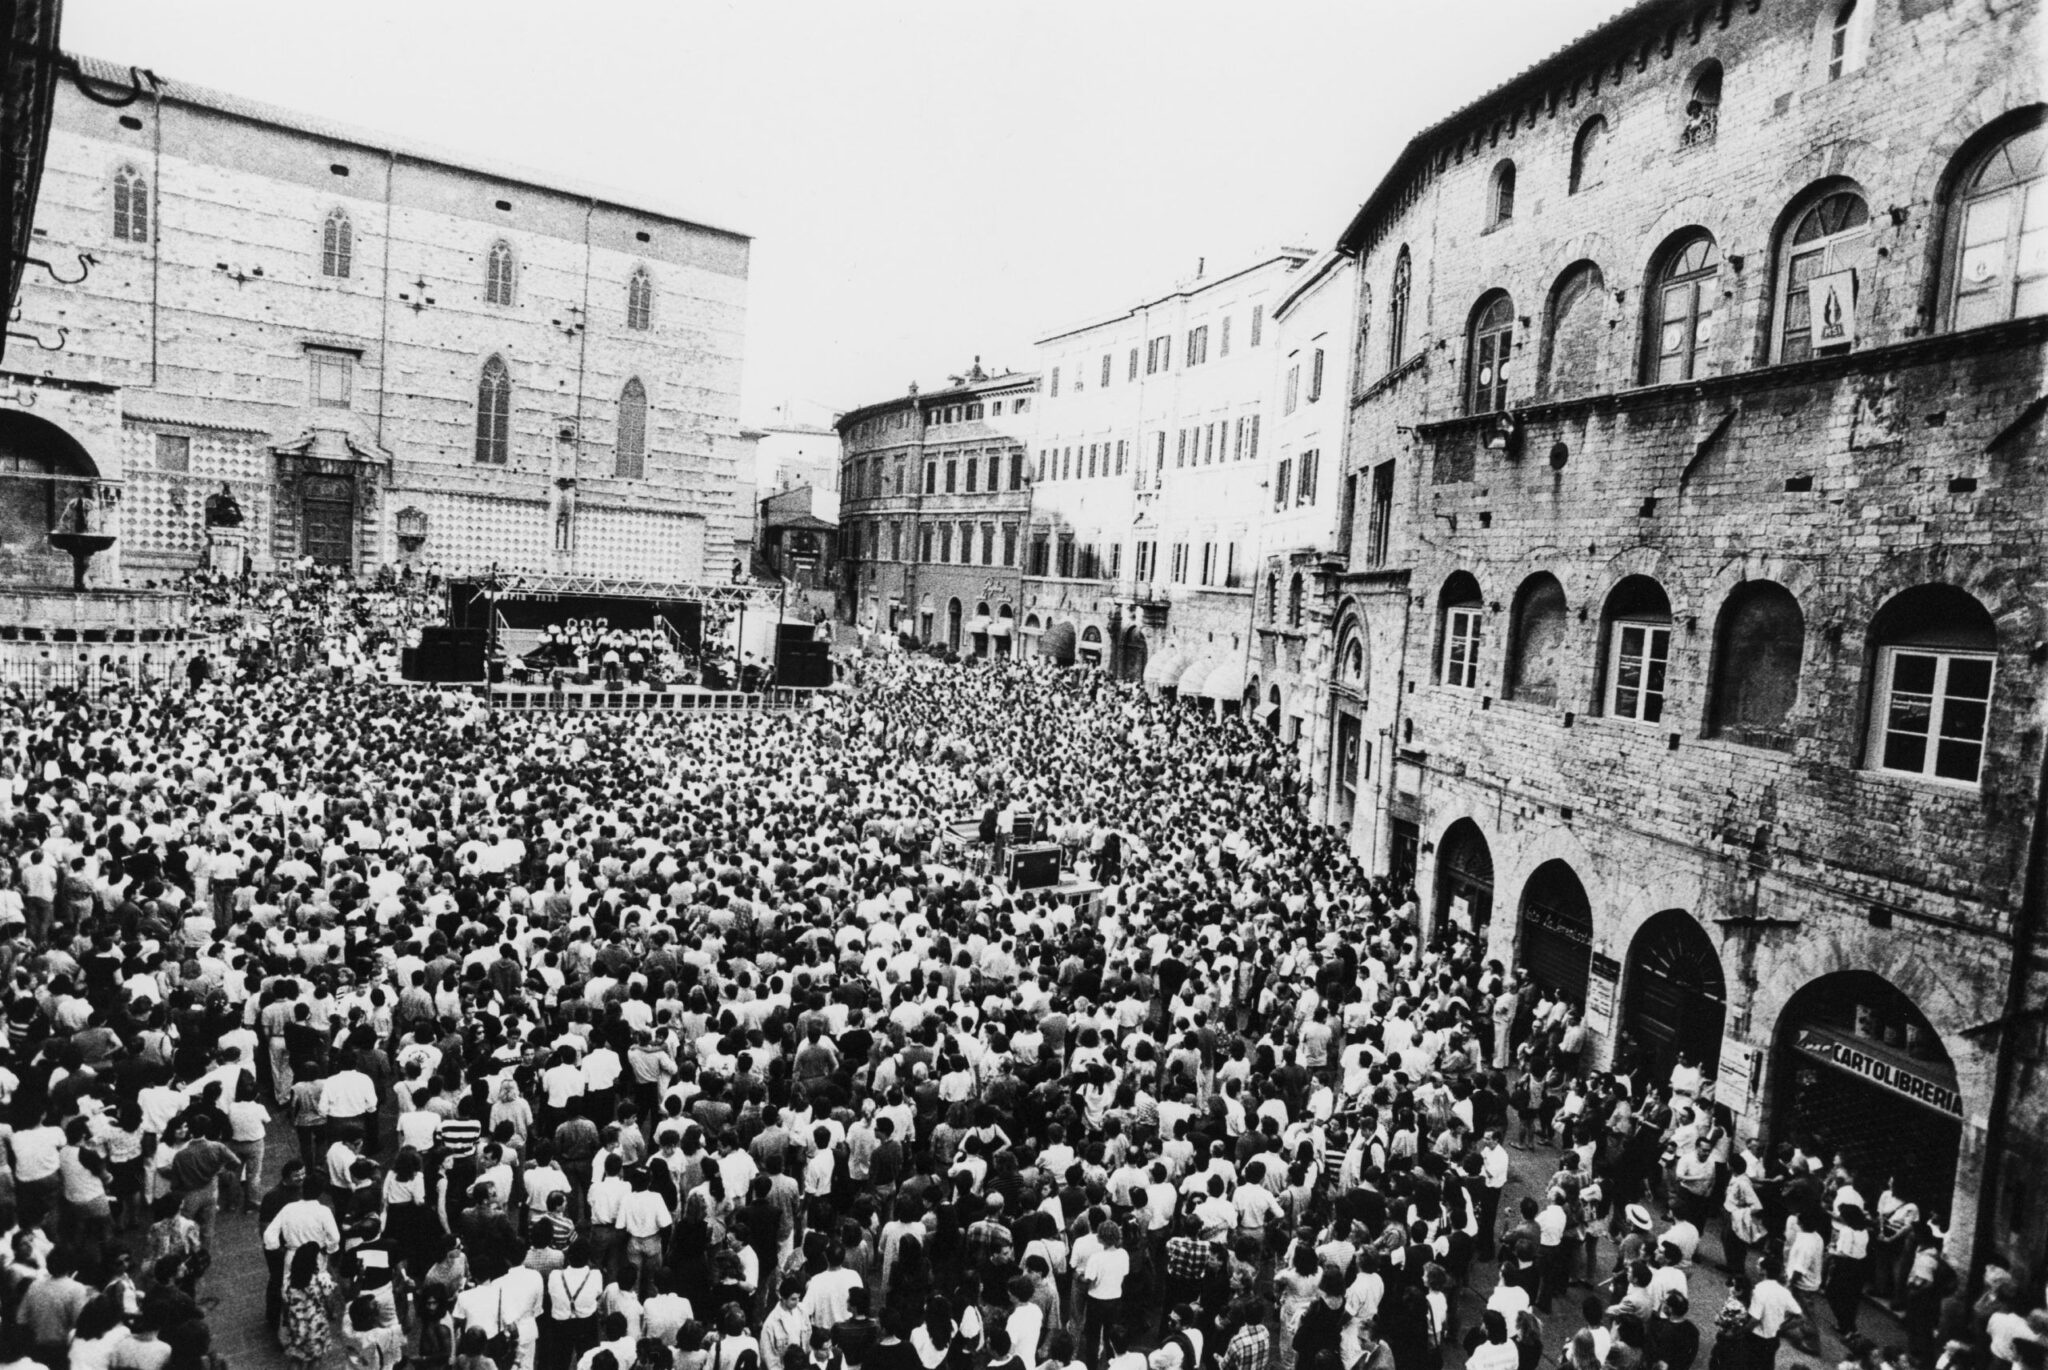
279 1243 337 1370
1273 1243 1326 1370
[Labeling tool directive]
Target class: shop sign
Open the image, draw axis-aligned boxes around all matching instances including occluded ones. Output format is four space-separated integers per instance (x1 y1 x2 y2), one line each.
1791 1025 1961 1118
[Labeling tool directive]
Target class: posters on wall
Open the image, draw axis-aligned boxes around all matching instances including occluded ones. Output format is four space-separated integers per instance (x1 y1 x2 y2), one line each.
1719 1034 1764 1113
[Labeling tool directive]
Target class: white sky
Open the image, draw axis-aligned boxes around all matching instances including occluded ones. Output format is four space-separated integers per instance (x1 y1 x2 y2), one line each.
62 0 1638 428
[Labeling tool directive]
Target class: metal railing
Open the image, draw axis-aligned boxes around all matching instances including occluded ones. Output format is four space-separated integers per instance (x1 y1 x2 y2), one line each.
0 647 205 700
485 685 824 713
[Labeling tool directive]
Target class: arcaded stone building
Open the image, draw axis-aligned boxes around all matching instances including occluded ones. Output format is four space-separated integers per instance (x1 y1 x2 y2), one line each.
3 55 748 585
1319 0 2044 1271
835 365 1037 654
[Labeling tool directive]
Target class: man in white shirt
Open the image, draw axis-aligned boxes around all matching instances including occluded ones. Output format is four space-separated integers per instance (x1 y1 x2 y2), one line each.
318 1060 379 1146
1746 1259 1805 1370
617 1170 673 1292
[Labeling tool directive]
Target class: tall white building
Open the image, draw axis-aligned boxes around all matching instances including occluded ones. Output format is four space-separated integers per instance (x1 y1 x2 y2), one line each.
1021 249 1309 687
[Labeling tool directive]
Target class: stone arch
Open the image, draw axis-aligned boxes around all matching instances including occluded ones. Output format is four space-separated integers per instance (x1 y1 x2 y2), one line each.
1830 545 2046 658
1632 196 1738 277
1621 908 1728 1082
1419 803 1501 944
1758 957 1983 1251
1918 101 2048 330
0 410 103 480
1495 544 1587 606
1593 544 1697 628
1332 610 1369 698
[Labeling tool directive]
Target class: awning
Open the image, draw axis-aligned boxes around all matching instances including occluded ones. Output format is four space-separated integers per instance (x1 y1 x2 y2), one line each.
988 618 1012 637
1143 649 1189 687
1200 657 1248 701
964 616 991 635
1176 657 1213 693
1257 703 1280 725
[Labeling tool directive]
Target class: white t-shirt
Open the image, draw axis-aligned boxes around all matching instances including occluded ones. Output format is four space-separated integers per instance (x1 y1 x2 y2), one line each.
1082 1246 1129 1302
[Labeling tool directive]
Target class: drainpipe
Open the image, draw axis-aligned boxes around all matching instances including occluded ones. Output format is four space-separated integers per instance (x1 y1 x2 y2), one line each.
1973 721 2048 1277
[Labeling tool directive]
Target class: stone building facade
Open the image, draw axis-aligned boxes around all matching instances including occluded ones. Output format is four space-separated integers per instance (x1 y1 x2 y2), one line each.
1257 249 1368 814
835 366 1037 655
1025 251 1307 687
3 55 748 586
1318 0 2045 1272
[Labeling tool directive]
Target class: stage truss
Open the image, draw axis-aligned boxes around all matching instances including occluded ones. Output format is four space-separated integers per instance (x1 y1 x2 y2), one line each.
468 571 783 612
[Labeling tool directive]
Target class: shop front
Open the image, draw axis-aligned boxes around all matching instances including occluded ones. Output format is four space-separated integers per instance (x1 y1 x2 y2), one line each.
1433 817 1494 942
1773 971 1962 1222
1519 859 1594 1006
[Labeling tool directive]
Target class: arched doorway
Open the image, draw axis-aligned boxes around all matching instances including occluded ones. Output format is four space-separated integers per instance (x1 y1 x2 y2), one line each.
993 604 1014 659
946 598 963 652
1622 910 1725 1080
1041 621 1076 666
1774 971 1961 1226
970 600 991 658
1263 683 1282 733
1433 818 1494 940
1120 628 1147 682
1519 859 1594 1005
1078 624 1103 666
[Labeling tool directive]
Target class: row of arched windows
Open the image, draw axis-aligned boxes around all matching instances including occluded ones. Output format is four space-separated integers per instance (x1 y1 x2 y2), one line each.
1432 573 1999 786
473 356 649 478
1453 116 2044 412
1359 111 2043 410
1490 2 1874 230
106 167 660 328
1264 570 1308 629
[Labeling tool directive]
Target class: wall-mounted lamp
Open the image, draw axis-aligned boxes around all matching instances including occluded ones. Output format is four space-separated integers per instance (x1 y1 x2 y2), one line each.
1888 205 1910 226
1728 253 1745 272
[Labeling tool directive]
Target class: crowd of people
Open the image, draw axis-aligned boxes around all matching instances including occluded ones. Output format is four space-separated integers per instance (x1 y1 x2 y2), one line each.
0 572 2039 1370
181 564 448 687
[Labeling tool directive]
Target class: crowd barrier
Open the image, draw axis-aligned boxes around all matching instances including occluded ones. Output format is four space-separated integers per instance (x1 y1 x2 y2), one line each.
483 684 823 713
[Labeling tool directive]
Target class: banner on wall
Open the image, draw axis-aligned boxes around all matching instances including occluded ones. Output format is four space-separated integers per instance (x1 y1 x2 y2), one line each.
1811 269 1858 348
